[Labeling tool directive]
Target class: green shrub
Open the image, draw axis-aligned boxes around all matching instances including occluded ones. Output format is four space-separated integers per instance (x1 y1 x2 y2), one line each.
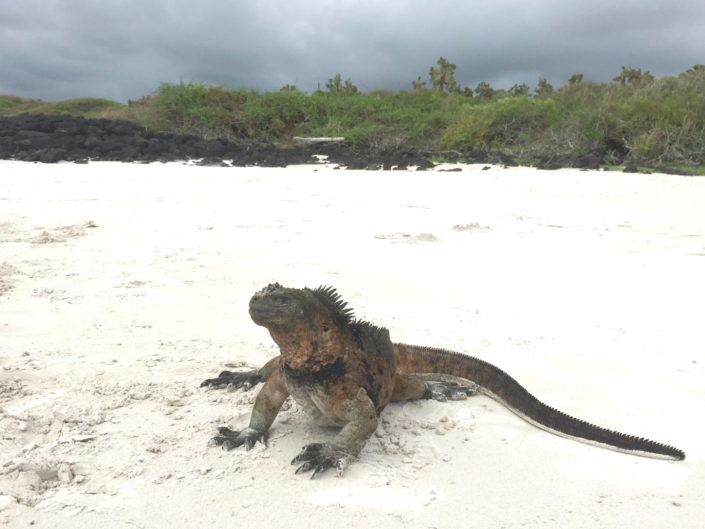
439 112 492 150
153 82 242 134
5 64 705 166
440 97 559 150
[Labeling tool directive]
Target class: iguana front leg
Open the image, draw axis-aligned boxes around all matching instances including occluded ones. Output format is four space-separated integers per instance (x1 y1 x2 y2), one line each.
291 388 378 478
213 366 289 450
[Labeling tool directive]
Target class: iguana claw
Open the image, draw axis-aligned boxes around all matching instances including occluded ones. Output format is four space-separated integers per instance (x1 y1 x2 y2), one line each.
212 426 266 450
200 370 260 389
291 443 351 478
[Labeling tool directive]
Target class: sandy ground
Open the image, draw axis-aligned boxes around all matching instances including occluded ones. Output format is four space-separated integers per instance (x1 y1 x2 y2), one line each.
0 160 703 528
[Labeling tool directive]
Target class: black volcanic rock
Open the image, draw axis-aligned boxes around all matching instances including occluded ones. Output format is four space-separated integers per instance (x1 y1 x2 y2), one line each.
0 113 449 169
6 113 692 175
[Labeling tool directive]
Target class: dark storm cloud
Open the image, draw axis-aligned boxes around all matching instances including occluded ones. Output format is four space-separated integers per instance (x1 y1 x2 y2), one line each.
1 0 704 102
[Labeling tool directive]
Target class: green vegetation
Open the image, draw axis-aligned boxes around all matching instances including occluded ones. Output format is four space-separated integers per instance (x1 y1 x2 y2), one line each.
429 57 457 93
440 97 561 151
325 74 358 94
3 62 705 171
125 80 460 150
0 95 123 117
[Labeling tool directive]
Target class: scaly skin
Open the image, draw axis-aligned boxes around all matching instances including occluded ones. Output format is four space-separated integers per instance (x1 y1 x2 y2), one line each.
203 283 685 478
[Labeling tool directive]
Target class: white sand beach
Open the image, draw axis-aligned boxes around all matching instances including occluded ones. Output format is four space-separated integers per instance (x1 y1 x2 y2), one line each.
1 160 703 528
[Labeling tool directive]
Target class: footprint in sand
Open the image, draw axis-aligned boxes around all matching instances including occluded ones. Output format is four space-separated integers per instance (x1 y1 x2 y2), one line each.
27 221 98 245
0 262 21 295
374 232 440 243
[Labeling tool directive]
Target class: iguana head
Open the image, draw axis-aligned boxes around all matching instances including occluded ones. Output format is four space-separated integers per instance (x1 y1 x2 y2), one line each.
249 283 392 368
249 283 308 332
249 283 355 335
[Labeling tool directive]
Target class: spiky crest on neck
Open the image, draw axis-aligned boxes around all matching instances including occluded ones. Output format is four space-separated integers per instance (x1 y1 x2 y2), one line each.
310 285 390 344
311 285 355 327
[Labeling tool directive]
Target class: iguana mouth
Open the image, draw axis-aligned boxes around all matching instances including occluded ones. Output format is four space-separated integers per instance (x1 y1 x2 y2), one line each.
248 303 279 325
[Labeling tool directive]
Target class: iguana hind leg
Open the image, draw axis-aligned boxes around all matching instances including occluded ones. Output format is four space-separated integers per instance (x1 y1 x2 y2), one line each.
391 373 478 402
201 370 260 389
423 380 479 401
201 356 281 389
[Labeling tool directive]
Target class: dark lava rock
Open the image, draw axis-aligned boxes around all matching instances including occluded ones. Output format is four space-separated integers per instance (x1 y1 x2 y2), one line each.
575 154 602 170
39 148 67 163
415 159 435 171
534 153 604 171
535 159 562 170
341 159 367 169
0 113 478 172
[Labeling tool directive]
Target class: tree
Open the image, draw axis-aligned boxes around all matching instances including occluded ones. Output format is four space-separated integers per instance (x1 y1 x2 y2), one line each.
684 64 705 75
509 83 530 97
568 73 584 85
411 76 427 90
680 64 705 84
613 66 654 86
453 85 473 97
429 57 457 93
279 84 299 93
535 77 554 97
475 81 494 99
325 74 358 93
343 79 358 93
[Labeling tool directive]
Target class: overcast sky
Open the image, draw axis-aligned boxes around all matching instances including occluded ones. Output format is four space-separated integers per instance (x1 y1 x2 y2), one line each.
2 0 704 102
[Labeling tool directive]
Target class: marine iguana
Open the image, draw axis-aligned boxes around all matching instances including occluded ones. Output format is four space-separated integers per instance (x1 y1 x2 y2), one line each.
202 283 685 477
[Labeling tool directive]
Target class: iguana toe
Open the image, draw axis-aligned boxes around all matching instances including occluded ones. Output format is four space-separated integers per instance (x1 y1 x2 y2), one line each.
212 426 266 450
200 370 260 389
291 443 351 478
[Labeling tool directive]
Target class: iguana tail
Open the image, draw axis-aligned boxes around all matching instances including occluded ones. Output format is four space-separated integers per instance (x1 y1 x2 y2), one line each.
394 343 685 461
